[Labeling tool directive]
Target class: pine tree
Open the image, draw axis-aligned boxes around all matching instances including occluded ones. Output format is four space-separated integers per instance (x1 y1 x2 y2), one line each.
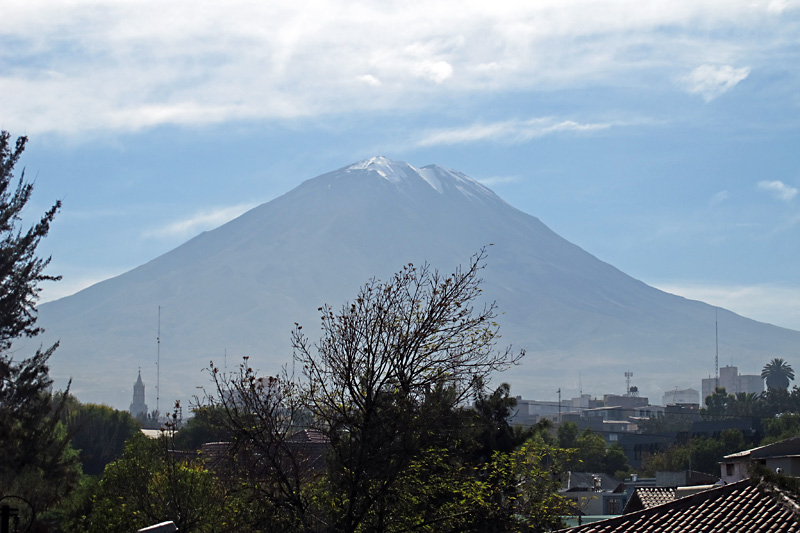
0 131 78 512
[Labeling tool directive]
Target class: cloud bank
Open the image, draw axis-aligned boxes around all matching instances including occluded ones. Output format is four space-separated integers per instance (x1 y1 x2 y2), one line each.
1 0 796 134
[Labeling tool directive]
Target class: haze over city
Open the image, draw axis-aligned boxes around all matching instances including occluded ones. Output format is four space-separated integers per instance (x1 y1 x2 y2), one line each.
2 1 799 338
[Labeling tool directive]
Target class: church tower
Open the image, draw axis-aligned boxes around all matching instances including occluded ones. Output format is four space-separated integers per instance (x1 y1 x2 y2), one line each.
130 369 148 417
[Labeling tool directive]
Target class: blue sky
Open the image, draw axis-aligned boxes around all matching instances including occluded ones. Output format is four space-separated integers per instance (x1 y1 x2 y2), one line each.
3 0 800 332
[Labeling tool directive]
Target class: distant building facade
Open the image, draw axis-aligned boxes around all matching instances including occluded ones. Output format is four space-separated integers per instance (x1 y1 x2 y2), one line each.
701 365 763 406
130 370 148 417
662 388 700 405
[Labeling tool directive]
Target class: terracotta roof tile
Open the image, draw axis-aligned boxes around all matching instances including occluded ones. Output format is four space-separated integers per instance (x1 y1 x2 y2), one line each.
557 479 800 533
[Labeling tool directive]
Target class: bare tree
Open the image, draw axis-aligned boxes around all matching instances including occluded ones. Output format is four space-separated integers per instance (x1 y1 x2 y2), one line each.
292 248 523 532
203 249 524 532
204 360 320 531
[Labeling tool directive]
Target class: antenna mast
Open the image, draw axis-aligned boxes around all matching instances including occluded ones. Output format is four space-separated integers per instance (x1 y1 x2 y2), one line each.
625 371 633 396
715 308 719 389
156 305 161 417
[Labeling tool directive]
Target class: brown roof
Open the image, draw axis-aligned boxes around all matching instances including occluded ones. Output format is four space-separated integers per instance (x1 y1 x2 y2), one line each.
724 435 800 461
557 479 800 532
623 487 677 513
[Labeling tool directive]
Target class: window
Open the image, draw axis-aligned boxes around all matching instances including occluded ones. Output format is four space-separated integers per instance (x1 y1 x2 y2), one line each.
725 463 734 476
605 497 622 514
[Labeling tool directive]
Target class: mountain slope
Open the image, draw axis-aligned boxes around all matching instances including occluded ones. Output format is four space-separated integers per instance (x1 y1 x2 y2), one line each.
33 157 800 409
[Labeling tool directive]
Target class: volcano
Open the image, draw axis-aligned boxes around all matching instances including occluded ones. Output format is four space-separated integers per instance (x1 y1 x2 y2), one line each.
33 157 800 409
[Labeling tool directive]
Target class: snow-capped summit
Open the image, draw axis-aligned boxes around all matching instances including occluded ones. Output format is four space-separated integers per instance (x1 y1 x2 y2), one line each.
340 156 500 205
345 156 418 183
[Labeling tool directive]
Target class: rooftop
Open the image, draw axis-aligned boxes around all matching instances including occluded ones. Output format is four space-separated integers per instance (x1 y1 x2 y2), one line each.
557 479 800 532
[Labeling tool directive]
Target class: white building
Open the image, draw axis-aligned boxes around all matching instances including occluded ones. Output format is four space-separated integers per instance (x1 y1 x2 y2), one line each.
662 388 700 405
701 365 764 406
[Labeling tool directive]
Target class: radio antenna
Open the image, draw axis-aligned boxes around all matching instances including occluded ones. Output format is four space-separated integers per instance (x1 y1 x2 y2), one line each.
156 305 161 418
715 308 719 389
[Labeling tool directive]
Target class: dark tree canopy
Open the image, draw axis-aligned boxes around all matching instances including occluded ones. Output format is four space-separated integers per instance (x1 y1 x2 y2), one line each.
0 132 61 350
762 358 795 391
0 131 75 513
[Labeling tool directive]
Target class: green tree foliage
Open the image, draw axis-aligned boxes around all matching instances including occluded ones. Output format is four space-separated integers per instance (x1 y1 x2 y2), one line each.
762 413 800 444
62 399 142 475
470 440 572 532
573 430 607 473
0 131 79 514
762 358 795 391
202 252 573 531
702 387 729 418
641 428 746 476
726 392 763 418
0 132 61 347
557 423 631 477
557 421 579 449
701 384 800 421
173 405 232 451
471 382 538 460
87 432 238 532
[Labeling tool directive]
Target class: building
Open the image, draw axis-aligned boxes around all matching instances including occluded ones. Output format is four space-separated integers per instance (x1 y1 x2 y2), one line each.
511 394 593 425
701 365 763 406
661 388 699 405
560 472 626 516
719 436 800 484
557 479 800 532
130 370 148 417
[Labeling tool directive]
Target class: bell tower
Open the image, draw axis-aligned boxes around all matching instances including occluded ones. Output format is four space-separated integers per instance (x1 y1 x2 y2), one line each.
130 369 148 417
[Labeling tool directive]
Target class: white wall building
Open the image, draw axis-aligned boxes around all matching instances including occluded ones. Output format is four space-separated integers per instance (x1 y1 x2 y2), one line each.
701 365 764 406
662 388 700 405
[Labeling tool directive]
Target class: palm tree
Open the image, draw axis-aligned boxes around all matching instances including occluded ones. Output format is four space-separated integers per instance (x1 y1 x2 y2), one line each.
761 358 795 391
728 392 761 417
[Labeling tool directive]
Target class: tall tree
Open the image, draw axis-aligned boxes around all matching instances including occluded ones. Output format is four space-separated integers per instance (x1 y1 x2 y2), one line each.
293 250 522 532
0 131 76 512
0 132 61 348
62 399 142 476
203 250 550 532
762 358 795 391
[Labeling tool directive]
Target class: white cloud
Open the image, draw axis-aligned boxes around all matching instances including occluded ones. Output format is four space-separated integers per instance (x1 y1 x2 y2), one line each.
415 118 611 147
767 0 800 14
709 190 729 206
0 1 792 134
683 64 751 101
758 180 798 201
655 282 800 332
357 74 382 87
412 60 453 84
144 203 256 240
478 175 522 186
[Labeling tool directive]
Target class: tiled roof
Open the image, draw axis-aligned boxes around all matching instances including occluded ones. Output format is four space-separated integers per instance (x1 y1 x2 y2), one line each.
623 487 677 513
557 479 800 533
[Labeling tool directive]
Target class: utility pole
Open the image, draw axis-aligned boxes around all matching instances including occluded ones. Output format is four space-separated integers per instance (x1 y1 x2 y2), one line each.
557 388 562 424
